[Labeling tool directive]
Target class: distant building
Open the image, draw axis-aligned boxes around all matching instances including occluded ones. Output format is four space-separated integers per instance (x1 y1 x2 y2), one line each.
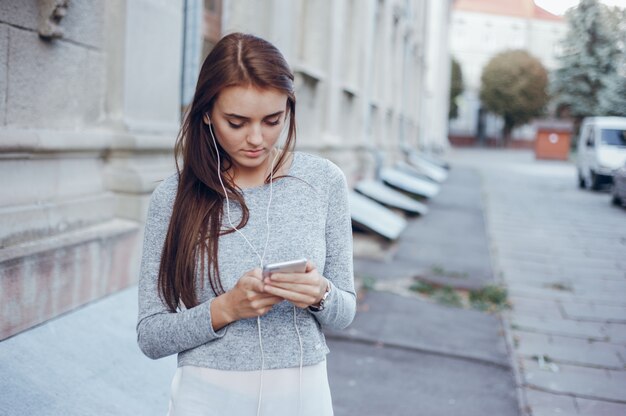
448 0 566 145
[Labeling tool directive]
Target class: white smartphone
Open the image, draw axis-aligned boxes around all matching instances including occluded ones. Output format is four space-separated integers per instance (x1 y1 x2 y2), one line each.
262 258 307 278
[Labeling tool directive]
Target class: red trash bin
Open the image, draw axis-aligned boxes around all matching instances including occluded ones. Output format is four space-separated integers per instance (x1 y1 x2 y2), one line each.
534 120 573 160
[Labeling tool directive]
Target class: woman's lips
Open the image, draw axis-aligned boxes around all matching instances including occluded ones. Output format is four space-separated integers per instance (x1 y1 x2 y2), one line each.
243 149 264 158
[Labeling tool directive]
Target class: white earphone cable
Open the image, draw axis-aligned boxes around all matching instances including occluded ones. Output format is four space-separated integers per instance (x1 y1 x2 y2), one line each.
294 305 303 414
209 122 302 416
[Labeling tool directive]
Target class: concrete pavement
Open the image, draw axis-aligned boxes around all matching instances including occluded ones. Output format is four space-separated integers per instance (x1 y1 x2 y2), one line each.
0 286 177 415
326 164 519 415
449 148 626 416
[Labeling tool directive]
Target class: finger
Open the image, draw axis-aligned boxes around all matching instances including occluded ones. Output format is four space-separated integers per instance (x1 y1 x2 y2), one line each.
268 272 308 283
248 268 263 279
242 275 265 293
252 296 283 308
305 260 316 273
264 285 315 304
274 262 318 281
248 291 284 301
265 281 315 294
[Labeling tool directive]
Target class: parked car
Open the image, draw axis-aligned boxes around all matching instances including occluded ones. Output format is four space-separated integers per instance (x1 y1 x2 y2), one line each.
576 117 626 190
612 161 626 208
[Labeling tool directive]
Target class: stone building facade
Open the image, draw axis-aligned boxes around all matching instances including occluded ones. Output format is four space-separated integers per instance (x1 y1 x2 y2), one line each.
0 0 183 340
218 0 452 180
0 0 452 340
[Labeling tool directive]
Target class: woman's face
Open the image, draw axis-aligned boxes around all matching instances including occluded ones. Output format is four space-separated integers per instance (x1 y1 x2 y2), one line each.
209 85 288 182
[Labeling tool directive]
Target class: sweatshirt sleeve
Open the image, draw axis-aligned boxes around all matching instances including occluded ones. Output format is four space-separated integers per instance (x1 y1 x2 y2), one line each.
309 160 357 330
136 178 227 360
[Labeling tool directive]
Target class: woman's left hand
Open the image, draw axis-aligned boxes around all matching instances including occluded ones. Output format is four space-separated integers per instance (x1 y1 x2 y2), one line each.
263 261 328 309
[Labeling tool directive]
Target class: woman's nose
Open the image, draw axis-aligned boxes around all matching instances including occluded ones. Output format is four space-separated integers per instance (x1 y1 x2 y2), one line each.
246 124 263 146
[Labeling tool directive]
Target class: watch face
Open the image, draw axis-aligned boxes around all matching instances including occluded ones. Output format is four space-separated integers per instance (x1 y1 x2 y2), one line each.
308 304 323 312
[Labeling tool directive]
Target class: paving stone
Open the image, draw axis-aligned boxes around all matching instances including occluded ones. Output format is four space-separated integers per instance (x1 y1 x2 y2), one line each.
505 269 625 283
557 257 624 271
522 358 626 402
509 286 575 301
498 247 625 265
490 220 618 235
509 286 626 307
494 258 626 282
504 275 565 287
524 389 577 415
603 323 626 345
579 249 626 262
566 270 626 287
561 302 626 323
503 271 573 284
511 316 606 340
507 281 573 292
497 251 556 263
516 330 624 368
576 397 626 416
565 272 625 285
571 280 626 295
510 297 563 319
513 330 551 354
498 260 563 276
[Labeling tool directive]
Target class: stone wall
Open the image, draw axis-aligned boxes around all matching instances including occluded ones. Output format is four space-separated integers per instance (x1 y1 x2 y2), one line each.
0 0 182 340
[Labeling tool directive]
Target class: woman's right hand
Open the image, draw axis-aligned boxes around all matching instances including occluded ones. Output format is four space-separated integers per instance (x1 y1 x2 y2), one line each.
210 268 283 331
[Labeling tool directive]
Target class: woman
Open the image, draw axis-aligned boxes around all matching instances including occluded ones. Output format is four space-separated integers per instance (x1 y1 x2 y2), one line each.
136 32 356 416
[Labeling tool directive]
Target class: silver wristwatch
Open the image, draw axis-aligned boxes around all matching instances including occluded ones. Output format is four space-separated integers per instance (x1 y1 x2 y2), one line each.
308 280 331 312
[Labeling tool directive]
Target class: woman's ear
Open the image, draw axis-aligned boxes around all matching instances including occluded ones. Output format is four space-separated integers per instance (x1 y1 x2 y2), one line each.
203 113 211 125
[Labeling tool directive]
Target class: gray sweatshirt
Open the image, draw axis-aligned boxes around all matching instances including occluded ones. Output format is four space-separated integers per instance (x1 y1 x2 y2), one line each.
136 152 356 371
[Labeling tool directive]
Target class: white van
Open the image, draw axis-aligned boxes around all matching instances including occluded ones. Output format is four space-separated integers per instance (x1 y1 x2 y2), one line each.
576 117 626 190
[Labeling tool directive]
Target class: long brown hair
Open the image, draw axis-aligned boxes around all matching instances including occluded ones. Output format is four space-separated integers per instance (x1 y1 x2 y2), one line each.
158 33 297 312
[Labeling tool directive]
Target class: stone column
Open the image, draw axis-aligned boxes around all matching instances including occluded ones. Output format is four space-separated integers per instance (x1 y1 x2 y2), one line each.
103 0 182 222
422 0 453 151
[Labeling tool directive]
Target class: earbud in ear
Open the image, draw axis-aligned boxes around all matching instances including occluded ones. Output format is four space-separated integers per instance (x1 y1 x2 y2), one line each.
203 114 211 125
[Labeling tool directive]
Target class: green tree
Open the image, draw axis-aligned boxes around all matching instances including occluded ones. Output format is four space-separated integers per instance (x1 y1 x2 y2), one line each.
551 0 625 118
480 49 548 142
449 57 464 119
598 5 626 116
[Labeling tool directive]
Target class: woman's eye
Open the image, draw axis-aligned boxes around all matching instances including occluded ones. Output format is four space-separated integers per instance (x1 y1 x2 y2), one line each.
266 119 281 126
228 121 243 129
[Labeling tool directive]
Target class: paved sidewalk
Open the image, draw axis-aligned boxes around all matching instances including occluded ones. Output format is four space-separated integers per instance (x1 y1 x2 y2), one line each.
449 149 626 416
328 164 519 415
0 286 177 415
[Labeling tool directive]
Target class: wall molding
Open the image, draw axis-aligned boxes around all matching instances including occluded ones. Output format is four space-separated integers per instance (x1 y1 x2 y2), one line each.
0 128 176 153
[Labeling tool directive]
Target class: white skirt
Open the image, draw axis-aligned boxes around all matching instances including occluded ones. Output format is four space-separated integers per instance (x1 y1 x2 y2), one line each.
166 360 333 416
